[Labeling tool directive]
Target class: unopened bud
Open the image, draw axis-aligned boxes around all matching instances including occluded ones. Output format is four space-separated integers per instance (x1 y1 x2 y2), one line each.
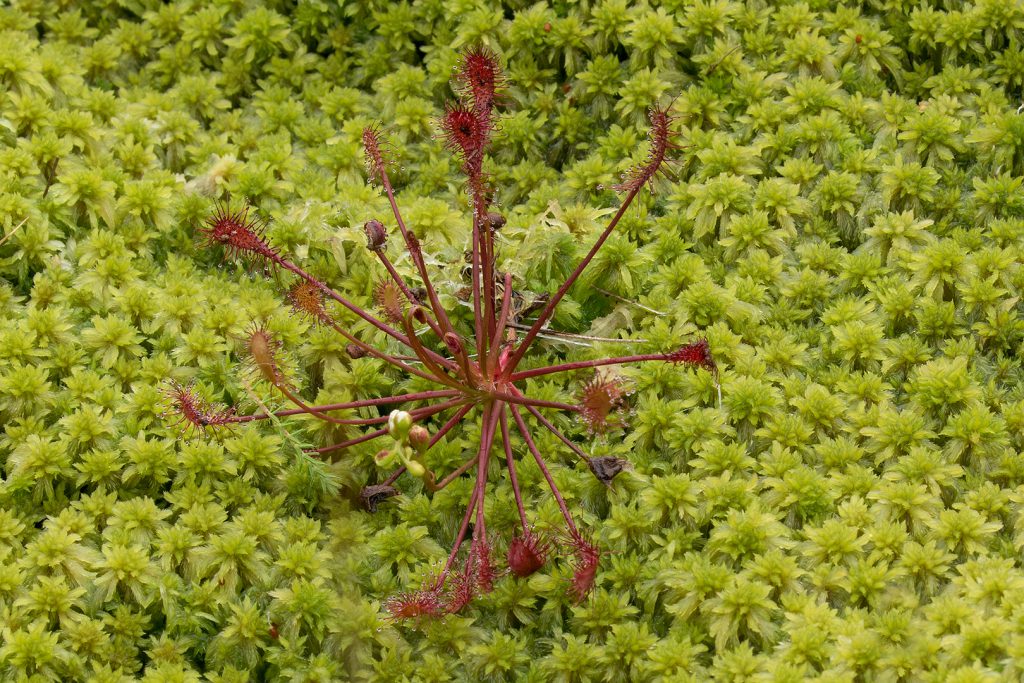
443 332 464 357
388 410 412 439
485 212 506 231
364 219 387 251
408 425 430 453
374 449 396 467
406 460 426 478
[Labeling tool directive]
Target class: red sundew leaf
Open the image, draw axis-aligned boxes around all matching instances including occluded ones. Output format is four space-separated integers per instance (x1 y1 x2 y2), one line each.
163 381 235 438
200 203 278 264
472 537 497 594
443 569 476 615
384 586 447 622
439 102 490 168
568 536 601 603
508 531 548 578
373 279 407 324
612 105 683 194
455 46 504 110
245 324 286 387
362 125 390 180
578 372 629 435
286 281 332 326
667 338 717 374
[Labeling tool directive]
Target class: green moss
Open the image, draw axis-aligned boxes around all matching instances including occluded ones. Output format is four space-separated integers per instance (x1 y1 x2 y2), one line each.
2 0 1024 679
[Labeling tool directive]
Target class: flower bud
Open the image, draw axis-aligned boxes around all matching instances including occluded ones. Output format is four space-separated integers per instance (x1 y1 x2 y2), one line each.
375 448 396 467
388 410 412 439
409 425 430 453
364 219 387 251
406 460 426 478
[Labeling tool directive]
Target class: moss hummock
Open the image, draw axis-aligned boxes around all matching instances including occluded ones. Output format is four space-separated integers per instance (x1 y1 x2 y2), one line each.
2 0 1024 680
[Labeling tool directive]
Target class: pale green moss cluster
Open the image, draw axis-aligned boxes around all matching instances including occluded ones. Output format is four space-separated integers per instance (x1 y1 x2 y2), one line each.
2 0 1024 680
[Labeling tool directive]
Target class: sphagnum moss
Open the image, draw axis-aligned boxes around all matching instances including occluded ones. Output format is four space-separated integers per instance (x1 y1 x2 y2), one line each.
3 0 1024 680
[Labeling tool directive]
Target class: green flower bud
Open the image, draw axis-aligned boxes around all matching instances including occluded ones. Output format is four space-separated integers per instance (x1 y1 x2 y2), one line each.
388 410 413 439
405 460 426 478
375 448 396 468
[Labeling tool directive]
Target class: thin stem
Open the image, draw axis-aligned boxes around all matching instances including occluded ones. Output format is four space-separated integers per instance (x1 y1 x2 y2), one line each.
326 320 437 383
449 334 479 387
428 403 474 448
439 480 480 580
520 401 592 463
426 453 478 492
414 306 448 342
490 391 580 413
374 249 418 304
503 185 643 375
504 385 590 462
271 255 410 349
499 409 529 531
378 169 460 340
509 405 579 537
510 352 671 382
400 313 467 391
383 467 405 486
310 399 465 455
481 220 496 359
472 403 502 547
440 402 499 578
471 213 485 366
229 389 459 423
487 272 513 372
276 384 385 426
273 254 456 371
309 425 388 456
469 178 493 359
374 250 449 342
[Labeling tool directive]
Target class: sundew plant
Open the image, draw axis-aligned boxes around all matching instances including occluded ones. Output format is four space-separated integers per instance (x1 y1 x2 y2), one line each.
172 48 716 617
4 0 1024 680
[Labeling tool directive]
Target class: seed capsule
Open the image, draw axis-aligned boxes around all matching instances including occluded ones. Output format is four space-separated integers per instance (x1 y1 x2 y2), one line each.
361 484 399 512
485 212 506 231
364 219 387 251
